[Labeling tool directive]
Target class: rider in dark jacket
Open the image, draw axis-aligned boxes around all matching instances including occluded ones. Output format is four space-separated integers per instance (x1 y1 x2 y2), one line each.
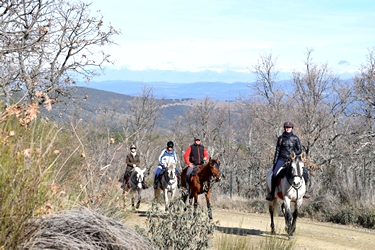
184 134 209 170
266 121 310 201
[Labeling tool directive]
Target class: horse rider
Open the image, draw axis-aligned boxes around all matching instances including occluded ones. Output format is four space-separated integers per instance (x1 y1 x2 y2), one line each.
266 121 310 201
154 141 181 189
183 134 209 191
122 144 148 189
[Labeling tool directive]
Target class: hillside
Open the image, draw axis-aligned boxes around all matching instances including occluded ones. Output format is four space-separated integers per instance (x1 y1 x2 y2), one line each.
43 86 237 127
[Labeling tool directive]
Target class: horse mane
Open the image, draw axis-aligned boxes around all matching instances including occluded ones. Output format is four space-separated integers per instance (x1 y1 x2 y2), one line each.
166 162 175 171
132 167 140 175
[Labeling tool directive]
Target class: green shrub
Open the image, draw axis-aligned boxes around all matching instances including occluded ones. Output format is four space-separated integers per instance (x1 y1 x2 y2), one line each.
0 118 59 248
330 205 358 225
136 199 218 250
358 209 375 229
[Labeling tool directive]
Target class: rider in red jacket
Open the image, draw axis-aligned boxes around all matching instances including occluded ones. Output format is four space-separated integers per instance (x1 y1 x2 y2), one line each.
184 134 209 188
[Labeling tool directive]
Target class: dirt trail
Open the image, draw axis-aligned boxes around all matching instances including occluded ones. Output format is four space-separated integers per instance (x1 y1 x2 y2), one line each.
124 204 375 250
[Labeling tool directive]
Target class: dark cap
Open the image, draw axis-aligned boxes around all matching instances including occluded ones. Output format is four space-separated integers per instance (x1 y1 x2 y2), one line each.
194 134 201 140
130 144 136 149
167 141 174 148
284 121 294 128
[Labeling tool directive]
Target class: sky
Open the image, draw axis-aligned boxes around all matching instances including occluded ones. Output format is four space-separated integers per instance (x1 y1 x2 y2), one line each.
90 0 375 81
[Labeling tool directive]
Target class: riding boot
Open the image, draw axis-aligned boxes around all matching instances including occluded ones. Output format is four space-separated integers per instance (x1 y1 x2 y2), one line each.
302 169 311 199
266 175 277 201
176 171 181 188
153 174 159 189
303 189 311 199
121 172 126 189
303 182 311 199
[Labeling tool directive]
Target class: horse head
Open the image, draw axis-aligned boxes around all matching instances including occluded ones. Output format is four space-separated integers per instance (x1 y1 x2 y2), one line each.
209 157 221 182
165 162 176 182
289 152 306 187
133 167 145 189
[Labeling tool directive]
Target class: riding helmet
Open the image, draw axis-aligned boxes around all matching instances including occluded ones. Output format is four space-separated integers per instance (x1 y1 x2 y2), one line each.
167 141 174 148
284 121 294 128
130 144 136 149
194 134 201 140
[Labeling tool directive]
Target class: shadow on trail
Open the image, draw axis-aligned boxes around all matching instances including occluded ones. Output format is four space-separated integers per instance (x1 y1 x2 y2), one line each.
216 226 262 236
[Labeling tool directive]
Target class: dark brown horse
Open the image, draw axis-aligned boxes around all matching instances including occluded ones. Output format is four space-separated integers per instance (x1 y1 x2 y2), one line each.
181 157 221 219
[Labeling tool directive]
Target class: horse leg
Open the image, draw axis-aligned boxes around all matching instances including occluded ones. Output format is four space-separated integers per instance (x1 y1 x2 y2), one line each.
164 190 169 211
283 199 293 236
205 191 212 220
193 193 198 217
289 205 298 238
269 200 276 234
123 188 129 212
131 192 135 211
136 189 141 209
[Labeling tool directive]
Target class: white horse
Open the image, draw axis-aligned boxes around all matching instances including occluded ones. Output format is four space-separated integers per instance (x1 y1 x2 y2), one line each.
154 162 178 211
122 167 146 211
266 152 306 239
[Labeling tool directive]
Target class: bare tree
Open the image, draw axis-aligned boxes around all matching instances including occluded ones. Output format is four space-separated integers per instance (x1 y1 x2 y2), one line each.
0 0 119 124
291 48 351 162
352 47 375 201
121 86 162 174
247 52 288 137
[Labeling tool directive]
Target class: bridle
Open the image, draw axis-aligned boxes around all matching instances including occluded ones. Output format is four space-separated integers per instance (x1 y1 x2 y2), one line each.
129 171 143 187
286 157 304 197
204 160 221 191
211 160 221 182
163 168 177 186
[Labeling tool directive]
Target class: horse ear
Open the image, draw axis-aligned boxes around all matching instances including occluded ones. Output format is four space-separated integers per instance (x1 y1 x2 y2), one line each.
301 152 306 161
290 152 296 160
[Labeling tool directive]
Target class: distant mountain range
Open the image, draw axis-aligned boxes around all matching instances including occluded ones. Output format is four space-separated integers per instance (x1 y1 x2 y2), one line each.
78 80 252 101
77 68 355 101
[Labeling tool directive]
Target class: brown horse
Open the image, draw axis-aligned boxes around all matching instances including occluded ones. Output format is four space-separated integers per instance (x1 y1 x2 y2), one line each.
181 157 221 219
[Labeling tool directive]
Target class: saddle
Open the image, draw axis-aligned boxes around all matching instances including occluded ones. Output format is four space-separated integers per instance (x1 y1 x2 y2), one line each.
160 168 166 177
187 165 199 184
274 163 292 200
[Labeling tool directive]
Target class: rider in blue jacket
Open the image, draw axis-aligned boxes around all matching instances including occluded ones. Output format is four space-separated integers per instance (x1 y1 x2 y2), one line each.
154 141 181 189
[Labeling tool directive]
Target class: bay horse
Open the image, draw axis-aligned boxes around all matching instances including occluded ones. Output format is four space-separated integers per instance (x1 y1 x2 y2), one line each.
122 167 146 211
266 152 306 239
181 157 221 220
154 162 178 211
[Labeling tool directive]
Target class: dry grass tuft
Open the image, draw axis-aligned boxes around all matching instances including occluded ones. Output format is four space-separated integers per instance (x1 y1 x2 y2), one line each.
20 208 152 250
214 194 267 213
